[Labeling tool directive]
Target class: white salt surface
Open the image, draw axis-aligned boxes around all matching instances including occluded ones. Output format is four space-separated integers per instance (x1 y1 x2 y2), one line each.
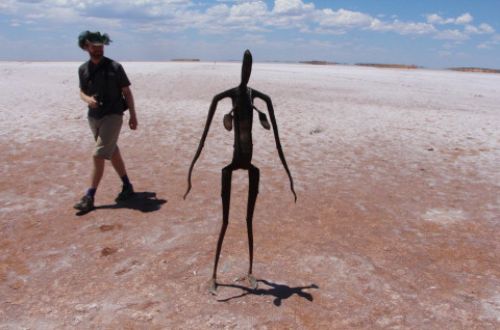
2 61 499 217
423 208 467 225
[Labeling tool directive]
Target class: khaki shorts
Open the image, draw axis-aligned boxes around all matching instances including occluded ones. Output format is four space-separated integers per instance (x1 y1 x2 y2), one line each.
88 114 123 160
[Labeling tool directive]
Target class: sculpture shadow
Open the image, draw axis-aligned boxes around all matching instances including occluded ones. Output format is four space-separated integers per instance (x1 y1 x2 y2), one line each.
76 192 166 216
217 279 319 306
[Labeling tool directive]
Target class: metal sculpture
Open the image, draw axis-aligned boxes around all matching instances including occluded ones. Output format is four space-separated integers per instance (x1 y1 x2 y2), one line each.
184 50 296 294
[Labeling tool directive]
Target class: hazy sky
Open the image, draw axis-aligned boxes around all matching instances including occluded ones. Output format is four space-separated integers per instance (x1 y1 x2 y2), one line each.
1 0 499 68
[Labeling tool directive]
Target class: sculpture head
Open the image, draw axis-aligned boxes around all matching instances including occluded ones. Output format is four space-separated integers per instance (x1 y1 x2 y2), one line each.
240 50 252 87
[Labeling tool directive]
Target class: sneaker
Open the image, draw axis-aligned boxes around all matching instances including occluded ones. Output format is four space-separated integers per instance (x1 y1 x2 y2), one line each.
73 195 94 212
115 184 134 202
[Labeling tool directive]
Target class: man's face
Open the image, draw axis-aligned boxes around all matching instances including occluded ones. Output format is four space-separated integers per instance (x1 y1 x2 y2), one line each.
86 43 104 60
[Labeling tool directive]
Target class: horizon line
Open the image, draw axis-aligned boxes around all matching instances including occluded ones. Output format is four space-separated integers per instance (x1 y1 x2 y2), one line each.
0 59 498 73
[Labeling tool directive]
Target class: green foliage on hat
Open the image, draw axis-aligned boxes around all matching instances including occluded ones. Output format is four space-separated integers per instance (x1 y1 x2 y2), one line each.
78 31 112 49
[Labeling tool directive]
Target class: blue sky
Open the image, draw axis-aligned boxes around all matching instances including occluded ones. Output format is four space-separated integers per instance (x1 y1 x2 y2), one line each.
1 0 499 68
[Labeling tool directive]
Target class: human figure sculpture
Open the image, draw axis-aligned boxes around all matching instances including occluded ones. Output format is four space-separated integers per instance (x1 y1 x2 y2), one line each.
184 50 296 294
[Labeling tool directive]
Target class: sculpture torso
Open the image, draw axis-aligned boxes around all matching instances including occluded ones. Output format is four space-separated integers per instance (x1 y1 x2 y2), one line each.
231 87 254 166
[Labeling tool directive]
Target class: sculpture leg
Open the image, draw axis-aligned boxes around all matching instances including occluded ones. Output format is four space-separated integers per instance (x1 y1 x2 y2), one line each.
209 164 233 294
246 165 259 289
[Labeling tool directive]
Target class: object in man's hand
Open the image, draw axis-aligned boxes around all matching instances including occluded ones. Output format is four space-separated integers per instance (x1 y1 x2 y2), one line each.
93 94 104 107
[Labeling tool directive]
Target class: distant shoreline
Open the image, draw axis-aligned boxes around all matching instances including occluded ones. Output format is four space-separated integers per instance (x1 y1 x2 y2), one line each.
355 63 419 70
299 60 337 65
447 67 500 74
171 59 200 62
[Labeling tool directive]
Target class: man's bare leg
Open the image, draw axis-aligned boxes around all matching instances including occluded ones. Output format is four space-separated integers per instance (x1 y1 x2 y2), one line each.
74 155 104 211
91 155 105 189
111 147 134 201
111 146 127 177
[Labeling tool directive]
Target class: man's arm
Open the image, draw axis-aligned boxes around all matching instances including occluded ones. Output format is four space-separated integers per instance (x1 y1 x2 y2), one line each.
122 86 137 130
80 90 98 109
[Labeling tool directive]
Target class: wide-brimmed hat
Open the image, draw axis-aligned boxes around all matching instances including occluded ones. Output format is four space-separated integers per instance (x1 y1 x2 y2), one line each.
78 31 112 49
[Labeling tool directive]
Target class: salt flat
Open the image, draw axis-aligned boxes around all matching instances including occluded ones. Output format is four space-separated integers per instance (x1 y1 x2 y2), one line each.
0 61 499 328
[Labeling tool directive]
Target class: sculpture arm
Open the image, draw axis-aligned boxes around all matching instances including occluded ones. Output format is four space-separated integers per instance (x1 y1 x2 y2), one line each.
184 90 231 199
253 89 297 202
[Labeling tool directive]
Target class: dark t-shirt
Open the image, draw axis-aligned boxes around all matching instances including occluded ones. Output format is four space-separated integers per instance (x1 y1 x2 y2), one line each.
79 57 131 119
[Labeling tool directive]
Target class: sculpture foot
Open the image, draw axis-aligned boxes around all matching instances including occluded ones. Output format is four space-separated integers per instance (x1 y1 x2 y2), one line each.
235 274 258 290
207 278 218 295
248 274 258 289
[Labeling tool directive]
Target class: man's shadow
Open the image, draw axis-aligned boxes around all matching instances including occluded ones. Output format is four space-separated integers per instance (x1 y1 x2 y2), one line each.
217 279 319 306
76 192 166 216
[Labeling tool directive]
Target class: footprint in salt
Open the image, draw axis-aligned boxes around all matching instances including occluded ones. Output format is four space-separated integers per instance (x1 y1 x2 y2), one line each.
101 247 117 257
99 224 122 232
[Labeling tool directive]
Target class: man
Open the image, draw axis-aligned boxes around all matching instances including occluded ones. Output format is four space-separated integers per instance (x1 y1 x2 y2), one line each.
74 31 138 212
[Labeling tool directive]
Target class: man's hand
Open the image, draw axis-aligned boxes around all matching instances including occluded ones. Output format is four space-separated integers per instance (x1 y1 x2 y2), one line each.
80 90 99 109
129 114 138 130
86 95 99 109
88 96 99 109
